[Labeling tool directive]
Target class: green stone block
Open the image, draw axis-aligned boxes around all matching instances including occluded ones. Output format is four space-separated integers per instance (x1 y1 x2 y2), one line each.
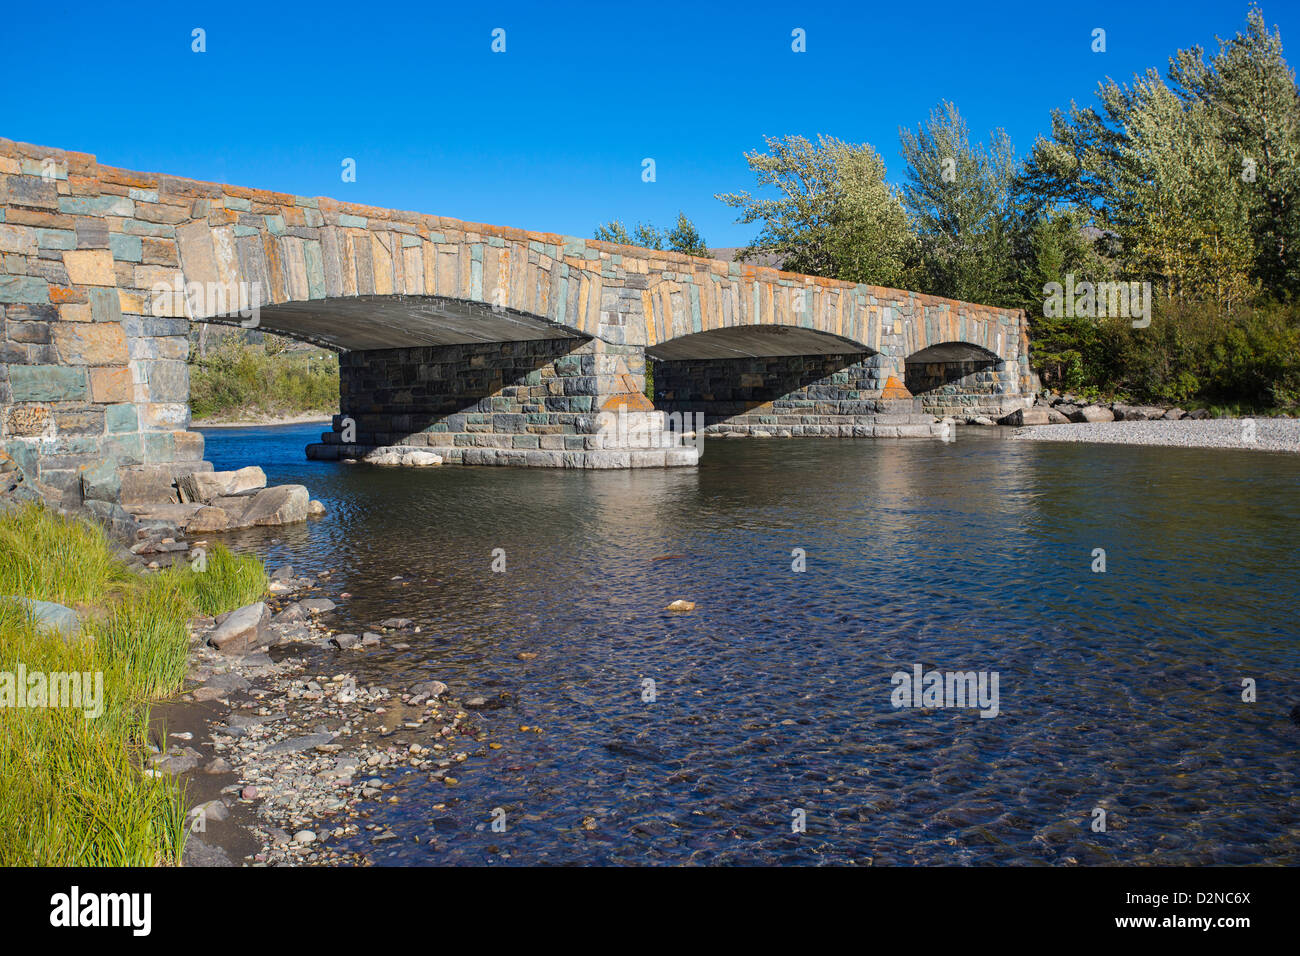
106 403 138 434
36 229 77 250
102 433 144 466
9 366 87 401
142 431 175 463
58 196 133 217
108 233 143 262
304 241 326 299
0 276 50 304
338 214 367 228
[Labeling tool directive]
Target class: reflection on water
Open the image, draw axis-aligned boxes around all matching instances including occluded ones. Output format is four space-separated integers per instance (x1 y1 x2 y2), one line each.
202 423 1300 865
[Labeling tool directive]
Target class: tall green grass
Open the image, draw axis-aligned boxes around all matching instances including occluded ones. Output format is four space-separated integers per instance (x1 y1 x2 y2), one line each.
0 505 267 866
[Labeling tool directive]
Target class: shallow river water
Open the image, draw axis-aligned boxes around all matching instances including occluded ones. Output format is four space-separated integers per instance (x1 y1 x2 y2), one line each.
200 422 1300 865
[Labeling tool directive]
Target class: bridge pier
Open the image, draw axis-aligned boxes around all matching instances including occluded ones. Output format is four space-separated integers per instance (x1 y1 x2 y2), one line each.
652 351 946 437
306 338 699 468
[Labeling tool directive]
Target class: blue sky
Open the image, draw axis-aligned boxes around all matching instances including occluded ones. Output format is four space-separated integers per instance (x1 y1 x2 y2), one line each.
3 1 1293 246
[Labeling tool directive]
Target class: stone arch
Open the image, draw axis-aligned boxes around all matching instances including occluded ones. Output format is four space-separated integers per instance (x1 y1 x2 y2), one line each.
904 341 1018 419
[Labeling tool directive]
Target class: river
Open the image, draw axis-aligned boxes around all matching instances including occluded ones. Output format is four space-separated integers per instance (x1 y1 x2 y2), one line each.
199 421 1300 865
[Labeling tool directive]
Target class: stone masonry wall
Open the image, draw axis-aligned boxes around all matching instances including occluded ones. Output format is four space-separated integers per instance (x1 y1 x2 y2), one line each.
904 358 1016 419
654 353 938 437
309 339 694 467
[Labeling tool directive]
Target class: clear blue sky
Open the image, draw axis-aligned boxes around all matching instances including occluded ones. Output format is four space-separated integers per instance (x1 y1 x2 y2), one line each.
2 1 1292 247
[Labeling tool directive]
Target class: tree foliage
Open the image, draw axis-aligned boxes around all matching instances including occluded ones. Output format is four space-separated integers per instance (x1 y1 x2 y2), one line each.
716 134 917 286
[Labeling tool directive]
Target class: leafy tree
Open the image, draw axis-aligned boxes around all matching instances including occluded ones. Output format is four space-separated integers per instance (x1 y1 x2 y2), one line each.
899 101 1022 306
1169 6 1300 294
1019 6 1297 307
666 212 709 257
716 134 918 286
594 220 667 249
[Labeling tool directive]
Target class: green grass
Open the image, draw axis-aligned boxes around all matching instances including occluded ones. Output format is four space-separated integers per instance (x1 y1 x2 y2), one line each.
189 338 339 421
0 504 267 866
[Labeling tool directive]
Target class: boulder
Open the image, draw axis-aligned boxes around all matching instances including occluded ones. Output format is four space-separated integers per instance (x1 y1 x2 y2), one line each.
402 451 441 466
1046 408 1071 425
2 596 82 639
1187 408 1212 420
211 496 253 526
307 499 326 517
239 485 309 527
185 505 230 534
271 602 307 624
998 407 1051 427
119 462 213 505
208 602 271 654
176 466 266 504
1071 404 1116 423
1163 407 1187 420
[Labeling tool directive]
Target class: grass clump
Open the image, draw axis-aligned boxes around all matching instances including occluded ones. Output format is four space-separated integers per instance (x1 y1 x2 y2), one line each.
0 504 266 865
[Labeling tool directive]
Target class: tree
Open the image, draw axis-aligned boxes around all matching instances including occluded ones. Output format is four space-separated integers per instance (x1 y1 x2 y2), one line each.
666 212 709 257
899 101 1023 306
1019 6 1298 307
716 134 917 286
1169 6 1300 294
595 215 709 254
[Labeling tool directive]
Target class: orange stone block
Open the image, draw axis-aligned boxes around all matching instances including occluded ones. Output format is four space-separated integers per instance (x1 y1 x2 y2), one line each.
89 366 132 403
881 375 912 400
601 392 655 412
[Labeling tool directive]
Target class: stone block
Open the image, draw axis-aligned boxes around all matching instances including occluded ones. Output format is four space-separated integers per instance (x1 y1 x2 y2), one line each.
62 249 117 286
105 403 138 433
8 366 87 401
240 484 309 526
52 322 128 365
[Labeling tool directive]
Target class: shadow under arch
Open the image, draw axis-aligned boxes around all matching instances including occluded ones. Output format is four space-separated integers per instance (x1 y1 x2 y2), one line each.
648 325 915 436
904 341 1006 418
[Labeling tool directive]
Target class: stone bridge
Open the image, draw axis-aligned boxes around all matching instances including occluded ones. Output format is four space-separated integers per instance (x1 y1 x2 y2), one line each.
0 138 1033 506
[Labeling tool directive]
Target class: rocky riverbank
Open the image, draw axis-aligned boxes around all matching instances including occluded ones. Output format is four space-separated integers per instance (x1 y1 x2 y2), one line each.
157 567 488 866
1010 417 1300 453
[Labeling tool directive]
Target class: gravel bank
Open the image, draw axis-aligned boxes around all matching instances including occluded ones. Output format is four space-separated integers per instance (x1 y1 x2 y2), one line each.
1010 418 1300 453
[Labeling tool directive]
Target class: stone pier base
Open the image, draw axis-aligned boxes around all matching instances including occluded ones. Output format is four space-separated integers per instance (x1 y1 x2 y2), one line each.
305 339 699 468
